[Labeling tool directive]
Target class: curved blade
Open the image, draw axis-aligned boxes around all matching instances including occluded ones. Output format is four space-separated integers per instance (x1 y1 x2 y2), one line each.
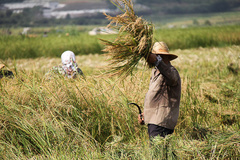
128 102 142 114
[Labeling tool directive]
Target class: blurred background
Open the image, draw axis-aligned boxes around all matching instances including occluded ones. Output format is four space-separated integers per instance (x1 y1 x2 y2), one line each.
1 0 240 29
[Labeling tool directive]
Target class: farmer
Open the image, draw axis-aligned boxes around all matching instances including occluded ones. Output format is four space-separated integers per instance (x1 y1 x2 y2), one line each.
138 41 181 139
0 64 14 79
44 50 84 79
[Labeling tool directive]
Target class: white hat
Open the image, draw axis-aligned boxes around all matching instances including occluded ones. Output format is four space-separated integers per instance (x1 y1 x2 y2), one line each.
61 50 76 65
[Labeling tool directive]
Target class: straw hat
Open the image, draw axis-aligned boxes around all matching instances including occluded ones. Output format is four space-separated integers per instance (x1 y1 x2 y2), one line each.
0 64 5 70
152 42 178 61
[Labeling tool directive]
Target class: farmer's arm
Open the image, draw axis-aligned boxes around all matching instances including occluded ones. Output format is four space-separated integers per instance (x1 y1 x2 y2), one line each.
157 61 179 86
147 53 179 86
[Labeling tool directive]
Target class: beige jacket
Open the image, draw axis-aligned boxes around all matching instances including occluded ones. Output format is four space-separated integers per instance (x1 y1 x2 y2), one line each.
144 61 181 130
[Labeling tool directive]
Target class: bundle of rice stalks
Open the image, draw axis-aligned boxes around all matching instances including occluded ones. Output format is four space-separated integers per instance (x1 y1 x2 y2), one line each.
100 0 154 78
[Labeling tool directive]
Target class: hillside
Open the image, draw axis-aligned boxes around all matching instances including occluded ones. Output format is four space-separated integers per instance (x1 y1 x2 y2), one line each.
55 1 108 11
0 0 240 27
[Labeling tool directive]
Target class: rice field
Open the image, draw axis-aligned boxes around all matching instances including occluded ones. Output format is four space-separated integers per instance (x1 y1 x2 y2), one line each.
1 25 240 60
0 41 239 159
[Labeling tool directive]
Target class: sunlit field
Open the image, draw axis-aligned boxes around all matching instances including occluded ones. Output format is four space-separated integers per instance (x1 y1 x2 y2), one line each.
1 39 239 159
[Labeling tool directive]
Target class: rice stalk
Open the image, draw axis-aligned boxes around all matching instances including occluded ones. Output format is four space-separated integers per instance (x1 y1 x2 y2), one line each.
100 0 154 78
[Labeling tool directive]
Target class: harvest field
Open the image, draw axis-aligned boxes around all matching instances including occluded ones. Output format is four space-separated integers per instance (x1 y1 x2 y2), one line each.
0 25 240 159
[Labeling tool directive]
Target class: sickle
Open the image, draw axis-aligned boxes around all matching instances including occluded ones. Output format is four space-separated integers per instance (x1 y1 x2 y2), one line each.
128 102 142 114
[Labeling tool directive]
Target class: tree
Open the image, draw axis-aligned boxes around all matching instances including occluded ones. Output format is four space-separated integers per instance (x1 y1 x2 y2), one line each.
6 10 13 17
204 20 212 26
0 0 24 4
66 14 71 20
193 19 199 25
210 0 230 12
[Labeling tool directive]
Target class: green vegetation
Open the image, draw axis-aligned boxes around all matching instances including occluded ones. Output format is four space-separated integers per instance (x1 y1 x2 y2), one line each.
1 25 240 60
0 44 239 159
0 29 105 60
137 0 240 14
148 11 240 27
0 21 239 159
155 25 240 49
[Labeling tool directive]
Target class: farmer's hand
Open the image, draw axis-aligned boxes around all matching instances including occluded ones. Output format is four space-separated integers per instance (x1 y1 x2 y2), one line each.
146 53 157 65
138 113 145 125
148 53 163 67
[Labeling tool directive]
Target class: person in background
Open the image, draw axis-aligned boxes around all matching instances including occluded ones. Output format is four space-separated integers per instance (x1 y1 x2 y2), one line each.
138 42 181 139
45 50 84 80
43 31 48 37
0 64 14 79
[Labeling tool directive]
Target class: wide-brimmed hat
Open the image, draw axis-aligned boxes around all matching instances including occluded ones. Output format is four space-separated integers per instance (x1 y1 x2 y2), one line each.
0 64 5 70
152 42 178 61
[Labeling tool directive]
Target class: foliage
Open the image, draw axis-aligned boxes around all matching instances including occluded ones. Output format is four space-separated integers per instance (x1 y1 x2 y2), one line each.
0 31 104 60
1 25 240 60
153 25 240 49
0 0 24 4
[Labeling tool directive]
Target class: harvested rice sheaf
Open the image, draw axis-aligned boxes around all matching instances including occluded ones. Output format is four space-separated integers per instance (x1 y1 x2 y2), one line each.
100 0 154 78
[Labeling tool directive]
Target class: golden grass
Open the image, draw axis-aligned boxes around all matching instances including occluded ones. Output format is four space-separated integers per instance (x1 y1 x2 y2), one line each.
100 0 154 78
1 45 240 159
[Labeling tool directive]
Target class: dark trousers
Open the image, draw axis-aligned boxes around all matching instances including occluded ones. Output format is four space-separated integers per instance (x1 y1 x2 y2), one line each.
148 124 174 139
148 124 177 159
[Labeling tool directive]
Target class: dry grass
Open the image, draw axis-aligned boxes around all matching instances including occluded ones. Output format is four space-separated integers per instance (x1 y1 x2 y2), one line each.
1 45 240 159
100 0 154 78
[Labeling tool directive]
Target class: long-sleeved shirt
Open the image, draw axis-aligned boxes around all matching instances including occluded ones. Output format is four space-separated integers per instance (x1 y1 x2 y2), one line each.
144 60 181 130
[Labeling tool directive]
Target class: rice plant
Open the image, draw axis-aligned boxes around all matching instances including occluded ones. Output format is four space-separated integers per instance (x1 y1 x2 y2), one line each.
0 28 240 159
100 0 154 78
